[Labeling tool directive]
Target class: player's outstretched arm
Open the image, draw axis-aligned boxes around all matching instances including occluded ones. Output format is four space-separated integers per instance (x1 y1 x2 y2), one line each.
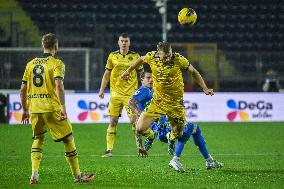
187 65 214 96
99 69 111 99
135 132 148 158
129 98 141 117
121 57 144 80
20 83 29 124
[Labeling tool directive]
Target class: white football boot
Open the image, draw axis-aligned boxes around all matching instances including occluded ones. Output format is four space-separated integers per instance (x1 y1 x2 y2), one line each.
169 157 185 172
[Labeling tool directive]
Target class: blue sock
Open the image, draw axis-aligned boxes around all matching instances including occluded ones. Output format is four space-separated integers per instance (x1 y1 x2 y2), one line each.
192 126 210 159
175 141 185 157
175 123 192 157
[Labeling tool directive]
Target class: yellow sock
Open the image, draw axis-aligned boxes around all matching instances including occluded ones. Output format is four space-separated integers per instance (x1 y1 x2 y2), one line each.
64 138 80 176
169 131 177 141
106 126 117 151
31 139 44 173
131 126 136 135
142 128 155 138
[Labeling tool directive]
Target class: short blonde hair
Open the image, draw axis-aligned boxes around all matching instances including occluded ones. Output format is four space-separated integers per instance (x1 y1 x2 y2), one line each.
157 41 171 53
42 33 58 49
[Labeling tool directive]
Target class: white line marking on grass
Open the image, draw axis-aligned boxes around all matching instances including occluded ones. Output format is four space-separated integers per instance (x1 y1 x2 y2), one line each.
0 153 283 159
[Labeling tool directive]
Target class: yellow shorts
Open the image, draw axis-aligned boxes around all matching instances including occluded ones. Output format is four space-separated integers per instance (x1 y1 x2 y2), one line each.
142 99 186 128
108 95 135 117
30 111 73 142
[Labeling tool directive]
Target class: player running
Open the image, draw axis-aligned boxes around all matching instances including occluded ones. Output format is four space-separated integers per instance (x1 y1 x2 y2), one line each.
129 66 223 172
122 41 212 157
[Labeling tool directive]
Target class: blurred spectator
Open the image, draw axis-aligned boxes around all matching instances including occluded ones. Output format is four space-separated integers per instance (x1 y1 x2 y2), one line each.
262 69 281 92
0 93 7 123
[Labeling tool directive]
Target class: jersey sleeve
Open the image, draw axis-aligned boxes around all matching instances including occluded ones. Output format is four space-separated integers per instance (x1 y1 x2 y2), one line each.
177 53 190 69
54 60 65 79
142 51 153 65
105 53 113 70
135 54 143 71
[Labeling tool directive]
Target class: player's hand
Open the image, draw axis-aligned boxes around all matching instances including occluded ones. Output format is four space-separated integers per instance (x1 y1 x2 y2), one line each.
137 147 148 158
204 88 214 96
21 110 30 124
99 91 104 99
121 70 130 80
60 109 67 120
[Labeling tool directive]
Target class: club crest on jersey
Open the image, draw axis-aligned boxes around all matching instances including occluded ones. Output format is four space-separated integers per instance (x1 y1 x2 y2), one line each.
128 57 133 60
62 68 65 75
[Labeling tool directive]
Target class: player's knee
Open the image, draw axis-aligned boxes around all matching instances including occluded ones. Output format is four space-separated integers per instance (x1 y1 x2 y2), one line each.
129 115 137 126
177 131 183 138
34 134 45 143
192 126 206 146
178 131 190 143
110 117 119 127
173 130 183 138
62 134 74 143
192 125 201 135
135 127 143 134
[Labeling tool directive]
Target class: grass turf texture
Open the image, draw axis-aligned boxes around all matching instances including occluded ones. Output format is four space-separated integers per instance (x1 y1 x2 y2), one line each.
0 122 284 189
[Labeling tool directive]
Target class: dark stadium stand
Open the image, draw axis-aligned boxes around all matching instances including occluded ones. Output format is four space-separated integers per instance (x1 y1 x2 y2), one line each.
16 0 284 53
5 0 283 91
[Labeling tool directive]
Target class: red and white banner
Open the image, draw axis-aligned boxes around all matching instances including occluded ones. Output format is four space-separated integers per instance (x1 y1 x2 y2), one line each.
9 93 284 124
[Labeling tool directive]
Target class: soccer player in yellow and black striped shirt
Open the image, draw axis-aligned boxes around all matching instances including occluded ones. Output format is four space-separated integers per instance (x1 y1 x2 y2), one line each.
20 33 94 184
122 41 214 157
99 33 153 157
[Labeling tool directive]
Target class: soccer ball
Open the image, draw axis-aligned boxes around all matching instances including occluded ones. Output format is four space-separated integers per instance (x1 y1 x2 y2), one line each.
178 8 197 25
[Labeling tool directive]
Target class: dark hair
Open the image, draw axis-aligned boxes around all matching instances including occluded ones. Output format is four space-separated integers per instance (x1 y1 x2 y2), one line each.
157 41 171 53
42 33 58 49
140 64 152 79
119 33 129 39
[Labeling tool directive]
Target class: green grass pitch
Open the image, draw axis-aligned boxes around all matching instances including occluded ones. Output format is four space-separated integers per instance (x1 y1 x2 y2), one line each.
0 122 284 189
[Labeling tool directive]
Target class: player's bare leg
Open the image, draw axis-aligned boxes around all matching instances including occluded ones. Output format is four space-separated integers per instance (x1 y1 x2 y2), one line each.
135 113 156 157
129 114 137 134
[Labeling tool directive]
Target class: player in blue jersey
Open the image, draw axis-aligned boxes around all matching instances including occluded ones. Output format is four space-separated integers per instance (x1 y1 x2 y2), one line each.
129 65 223 172
129 64 175 154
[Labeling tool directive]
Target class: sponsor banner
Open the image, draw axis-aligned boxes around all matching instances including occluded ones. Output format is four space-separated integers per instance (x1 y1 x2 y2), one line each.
8 93 284 124
9 93 128 124
183 93 284 122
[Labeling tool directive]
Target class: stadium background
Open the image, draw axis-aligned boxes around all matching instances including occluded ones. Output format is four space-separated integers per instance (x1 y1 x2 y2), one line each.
1 0 284 123
0 1 284 188
0 0 284 91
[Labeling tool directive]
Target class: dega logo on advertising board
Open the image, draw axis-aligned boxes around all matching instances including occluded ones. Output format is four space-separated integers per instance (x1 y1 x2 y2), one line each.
9 102 22 122
227 99 273 121
184 100 198 119
77 100 109 121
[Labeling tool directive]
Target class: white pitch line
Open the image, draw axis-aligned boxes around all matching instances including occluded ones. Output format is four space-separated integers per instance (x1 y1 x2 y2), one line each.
0 153 282 159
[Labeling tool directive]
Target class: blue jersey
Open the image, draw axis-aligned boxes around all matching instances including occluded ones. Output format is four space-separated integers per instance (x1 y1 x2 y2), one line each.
131 85 172 143
132 86 153 111
132 86 179 143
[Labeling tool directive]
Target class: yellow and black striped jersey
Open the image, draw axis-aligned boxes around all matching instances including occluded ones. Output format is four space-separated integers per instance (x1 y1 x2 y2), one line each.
106 50 142 96
22 53 65 113
143 51 190 104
